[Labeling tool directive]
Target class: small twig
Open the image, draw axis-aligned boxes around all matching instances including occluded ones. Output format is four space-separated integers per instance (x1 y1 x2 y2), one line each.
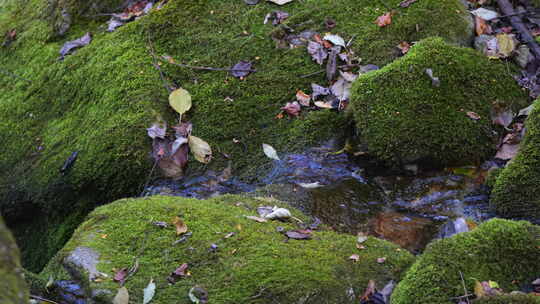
30 295 59 304
0 67 31 83
491 8 540 20
159 55 257 73
291 216 304 223
299 64 360 78
459 271 471 304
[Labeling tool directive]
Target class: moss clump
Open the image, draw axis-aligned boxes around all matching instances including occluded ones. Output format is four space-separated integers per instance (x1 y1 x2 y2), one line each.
0 0 475 269
474 294 540 304
485 167 503 189
350 37 527 166
42 195 414 304
491 100 540 219
391 219 540 304
0 216 29 304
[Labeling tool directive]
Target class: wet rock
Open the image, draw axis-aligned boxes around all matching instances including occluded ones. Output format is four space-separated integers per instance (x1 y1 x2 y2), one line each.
63 246 102 283
436 217 469 239
0 216 28 304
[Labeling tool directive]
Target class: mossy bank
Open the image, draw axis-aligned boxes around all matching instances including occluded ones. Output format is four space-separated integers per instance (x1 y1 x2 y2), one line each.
491 99 540 220
0 0 477 270
40 195 414 303
350 37 527 167
391 219 540 304
0 216 29 304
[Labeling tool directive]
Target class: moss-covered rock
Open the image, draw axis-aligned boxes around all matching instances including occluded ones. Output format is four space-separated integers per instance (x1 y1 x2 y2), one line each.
41 195 414 303
0 0 476 270
350 37 527 166
491 99 540 219
391 219 540 304
0 216 28 304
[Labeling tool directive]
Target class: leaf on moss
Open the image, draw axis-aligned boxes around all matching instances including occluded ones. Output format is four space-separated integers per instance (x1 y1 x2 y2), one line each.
349 254 360 262
188 135 212 164
314 101 334 109
475 16 491 35
113 287 129 304
188 286 209 304
285 229 312 239
264 10 289 25
147 122 167 139
360 280 376 301
296 90 311 106
168 263 190 283
114 268 128 285
245 215 268 223
311 83 330 100
230 61 253 78
471 8 499 21
323 34 346 48
466 111 481 120
307 41 328 65
357 232 368 244
262 143 280 160
377 257 386 263
375 13 392 27
59 32 92 59
143 279 156 304
496 33 517 58
169 88 192 115
281 101 301 117
172 216 188 235
491 104 513 128
267 0 294 5
397 41 411 54
425 68 440 87
399 0 417 7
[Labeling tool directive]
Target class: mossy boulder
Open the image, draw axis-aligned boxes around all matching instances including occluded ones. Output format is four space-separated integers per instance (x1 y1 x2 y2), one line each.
474 294 540 304
350 37 527 166
0 0 475 270
391 219 540 304
41 195 414 303
491 99 540 219
0 216 29 304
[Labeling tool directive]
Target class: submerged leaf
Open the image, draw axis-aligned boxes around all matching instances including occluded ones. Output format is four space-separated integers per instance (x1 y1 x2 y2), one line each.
188 135 212 164
169 88 192 115
143 279 156 304
262 143 280 160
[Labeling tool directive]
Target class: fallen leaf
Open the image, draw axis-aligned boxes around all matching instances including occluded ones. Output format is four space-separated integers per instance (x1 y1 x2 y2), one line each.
361 280 376 301
188 286 209 304
2 29 16 47
471 8 499 21
330 76 352 101
224 232 236 239
397 41 411 54
281 101 301 117
143 279 156 304
326 46 340 81
349 254 360 262
113 287 129 304
59 32 92 59
230 60 253 78
147 122 167 139
114 268 129 284
153 221 168 228
167 263 190 284
296 90 311 106
496 33 517 58
323 34 346 48
359 64 380 74
491 104 514 128
311 83 330 100
257 206 274 217
356 243 366 250
285 229 312 239
425 68 440 87
314 101 334 109
171 137 188 155
245 215 268 223
466 111 481 120
375 12 392 27
245 0 260 4
263 206 292 219
518 103 535 117
357 232 368 244
188 135 212 164
399 0 417 7
307 41 328 65
169 88 192 115
339 71 358 82
297 182 322 188
172 216 188 235
262 143 280 160
475 16 492 36
264 10 289 25
377 257 386 263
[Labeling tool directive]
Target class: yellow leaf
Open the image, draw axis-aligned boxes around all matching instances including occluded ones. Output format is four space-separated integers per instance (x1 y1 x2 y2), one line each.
496 34 516 58
188 135 212 164
172 216 188 235
474 280 485 298
169 88 192 115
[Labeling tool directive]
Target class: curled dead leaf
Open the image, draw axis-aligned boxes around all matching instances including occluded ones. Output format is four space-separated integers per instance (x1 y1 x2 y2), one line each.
281 101 301 117
172 216 188 235
375 12 392 27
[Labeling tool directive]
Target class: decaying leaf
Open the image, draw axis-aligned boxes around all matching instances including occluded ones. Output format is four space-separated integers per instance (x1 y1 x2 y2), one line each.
285 229 312 240
496 33 517 58
147 122 167 139
349 254 360 262
113 287 129 304
143 279 156 304
375 12 392 27
296 90 311 106
169 88 192 115
323 34 346 48
357 232 368 244
475 16 492 36
245 215 268 223
397 41 411 54
474 280 502 298
307 41 328 65
262 143 280 160
495 124 524 160
326 46 340 81
257 206 274 218
399 0 418 7
168 263 190 284
471 8 499 21
311 83 330 100
59 32 92 59
377 257 386 263
331 76 353 101
264 10 289 25
425 68 440 87
314 101 334 109
172 216 188 235
231 60 253 78
263 206 292 219
188 286 209 304
114 268 128 285
466 111 481 121
518 103 534 117
361 280 377 301
188 135 212 164
281 101 301 117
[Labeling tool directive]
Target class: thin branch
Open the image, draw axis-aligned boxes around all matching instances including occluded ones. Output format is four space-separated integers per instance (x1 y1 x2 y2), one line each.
159 55 257 73
30 295 59 304
459 271 471 304
299 64 360 78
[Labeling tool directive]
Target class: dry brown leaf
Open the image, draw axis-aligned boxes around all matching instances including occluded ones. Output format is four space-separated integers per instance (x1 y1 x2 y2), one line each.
475 16 491 36
296 90 311 106
245 215 268 223
466 111 481 120
375 12 392 27
398 41 411 54
349 254 360 262
172 216 188 235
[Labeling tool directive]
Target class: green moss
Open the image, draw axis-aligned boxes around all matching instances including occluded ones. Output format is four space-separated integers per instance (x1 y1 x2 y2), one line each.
350 37 527 166
485 167 503 189
42 195 414 303
491 100 540 219
0 0 476 269
391 219 540 304
474 294 540 304
0 216 29 304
